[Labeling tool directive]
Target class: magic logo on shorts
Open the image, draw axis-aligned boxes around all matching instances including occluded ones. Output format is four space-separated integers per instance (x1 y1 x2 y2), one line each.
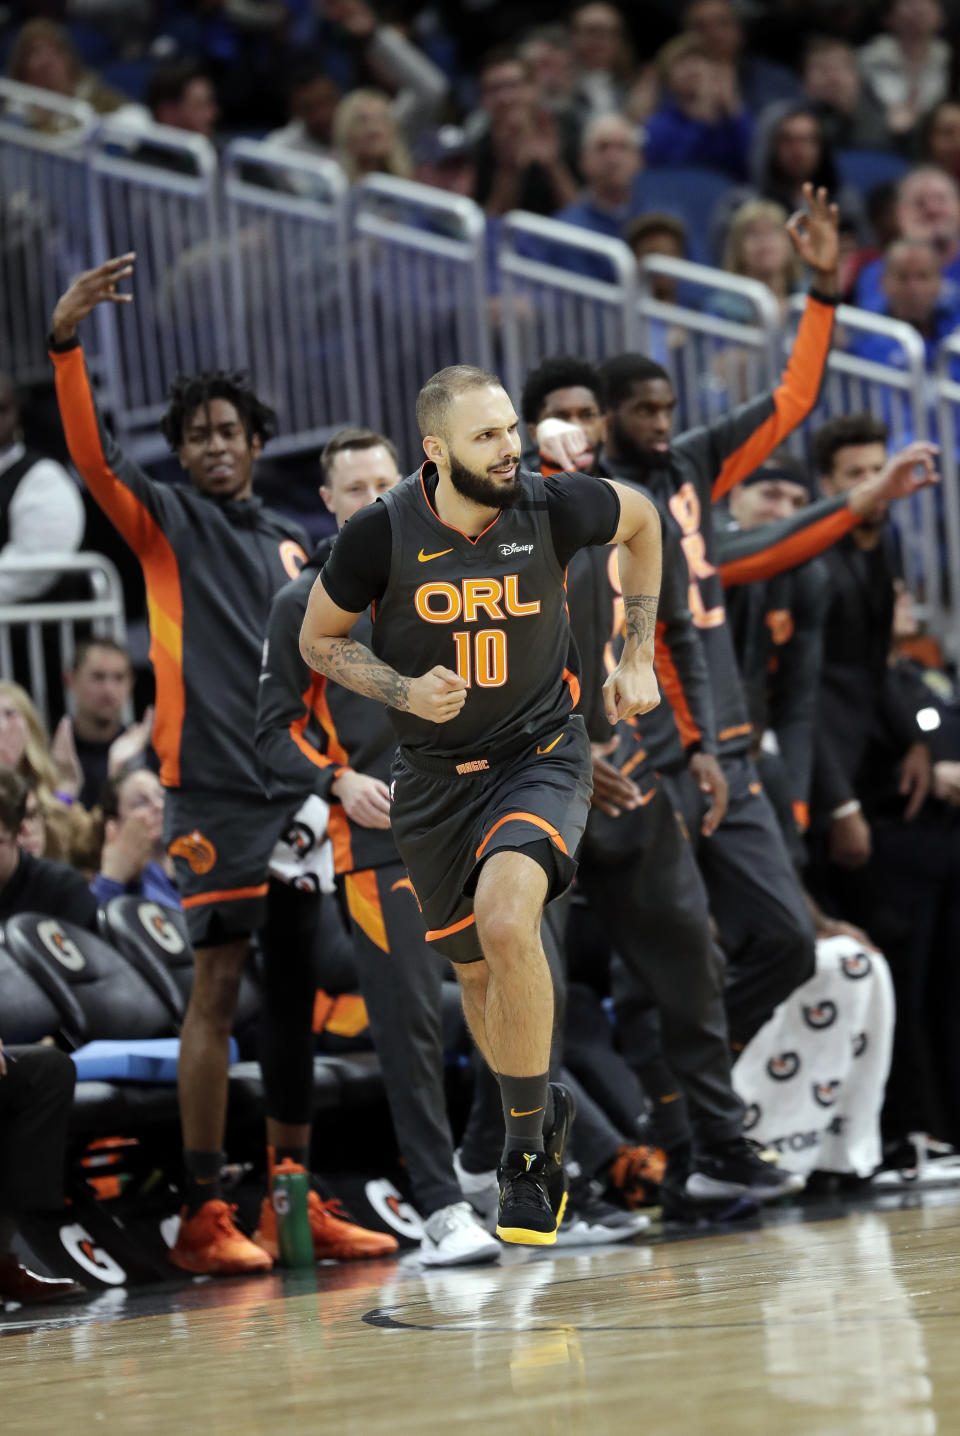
169 829 218 875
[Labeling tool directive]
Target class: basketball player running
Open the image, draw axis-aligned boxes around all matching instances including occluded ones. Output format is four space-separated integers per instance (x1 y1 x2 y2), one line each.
299 366 663 1245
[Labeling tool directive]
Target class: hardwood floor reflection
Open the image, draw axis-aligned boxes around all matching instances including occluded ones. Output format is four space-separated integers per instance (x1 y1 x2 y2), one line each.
1 1201 957 1435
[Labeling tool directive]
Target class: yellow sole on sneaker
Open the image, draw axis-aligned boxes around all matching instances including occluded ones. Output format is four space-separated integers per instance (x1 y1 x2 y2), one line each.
495 1224 558 1246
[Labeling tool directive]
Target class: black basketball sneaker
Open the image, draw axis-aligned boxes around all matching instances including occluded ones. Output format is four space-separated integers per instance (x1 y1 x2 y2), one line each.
496 1151 558 1246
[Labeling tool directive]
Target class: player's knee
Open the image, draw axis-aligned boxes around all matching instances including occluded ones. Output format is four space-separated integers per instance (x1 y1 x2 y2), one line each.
475 901 538 966
188 948 246 1028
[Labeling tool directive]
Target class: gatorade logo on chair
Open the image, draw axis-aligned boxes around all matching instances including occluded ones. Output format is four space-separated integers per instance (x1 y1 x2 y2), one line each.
38 920 85 972
169 830 217 875
137 902 186 956
364 1180 424 1240
60 1223 126 1285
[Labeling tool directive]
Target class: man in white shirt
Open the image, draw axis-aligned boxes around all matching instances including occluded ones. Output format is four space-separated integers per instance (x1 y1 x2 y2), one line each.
0 374 84 606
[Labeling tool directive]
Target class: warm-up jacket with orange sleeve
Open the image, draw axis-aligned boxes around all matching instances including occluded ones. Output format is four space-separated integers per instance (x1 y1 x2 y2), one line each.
49 338 308 794
255 542 398 875
611 289 838 762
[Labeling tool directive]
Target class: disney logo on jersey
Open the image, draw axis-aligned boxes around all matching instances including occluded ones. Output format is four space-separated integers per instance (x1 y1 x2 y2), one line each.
498 542 534 558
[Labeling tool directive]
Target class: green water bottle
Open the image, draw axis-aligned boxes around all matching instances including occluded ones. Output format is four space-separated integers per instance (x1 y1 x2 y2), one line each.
273 1170 314 1268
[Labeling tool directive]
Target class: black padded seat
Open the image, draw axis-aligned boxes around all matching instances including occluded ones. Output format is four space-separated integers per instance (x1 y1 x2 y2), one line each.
97 898 188 1023
4 914 180 1040
0 934 86 1046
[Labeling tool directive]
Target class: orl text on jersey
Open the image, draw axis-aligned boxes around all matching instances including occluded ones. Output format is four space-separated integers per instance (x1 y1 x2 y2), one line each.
413 574 541 690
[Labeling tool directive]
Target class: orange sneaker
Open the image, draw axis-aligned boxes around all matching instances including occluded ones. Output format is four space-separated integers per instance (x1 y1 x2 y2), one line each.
606 1144 668 1209
169 1199 274 1275
254 1163 399 1261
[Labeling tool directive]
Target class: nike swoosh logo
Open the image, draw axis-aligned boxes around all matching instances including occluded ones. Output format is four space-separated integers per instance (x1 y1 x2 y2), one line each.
509 1106 544 1118
536 734 563 756
418 547 454 562
637 789 657 806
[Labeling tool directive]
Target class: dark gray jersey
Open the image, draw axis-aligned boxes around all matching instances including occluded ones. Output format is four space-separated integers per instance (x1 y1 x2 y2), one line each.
374 467 580 759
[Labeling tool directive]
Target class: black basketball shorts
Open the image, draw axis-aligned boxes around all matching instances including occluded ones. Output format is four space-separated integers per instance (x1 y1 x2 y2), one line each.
389 716 593 963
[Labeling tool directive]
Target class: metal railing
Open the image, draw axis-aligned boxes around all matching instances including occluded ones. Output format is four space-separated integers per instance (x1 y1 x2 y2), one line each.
0 553 128 728
497 213 640 414
222 141 360 457
636 255 781 429
935 335 960 659
89 119 228 463
351 173 492 466
0 80 98 386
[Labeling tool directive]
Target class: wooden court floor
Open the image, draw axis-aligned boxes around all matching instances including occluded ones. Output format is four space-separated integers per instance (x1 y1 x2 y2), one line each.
1 1195 958 1436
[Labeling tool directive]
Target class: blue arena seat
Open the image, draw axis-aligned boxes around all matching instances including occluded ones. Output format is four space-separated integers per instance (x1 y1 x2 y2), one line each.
836 148 911 195
633 166 736 264
3 914 180 1041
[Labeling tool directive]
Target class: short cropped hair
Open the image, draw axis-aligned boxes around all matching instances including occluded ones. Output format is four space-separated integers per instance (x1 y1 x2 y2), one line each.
320 428 399 485
72 636 132 674
160 371 277 451
812 414 888 475
416 365 503 439
597 353 671 410
146 57 208 116
520 357 603 425
624 212 688 254
0 766 27 837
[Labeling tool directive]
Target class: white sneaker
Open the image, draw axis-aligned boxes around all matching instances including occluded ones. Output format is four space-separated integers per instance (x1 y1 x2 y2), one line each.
453 1148 499 1228
417 1202 501 1267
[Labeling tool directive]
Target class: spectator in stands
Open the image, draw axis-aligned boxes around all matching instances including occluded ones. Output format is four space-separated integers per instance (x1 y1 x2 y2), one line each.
58 639 154 812
854 166 960 307
519 24 590 149
847 237 960 367
710 199 805 322
91 769 179 909
743 101 864 238
266 61 341 160
555 114 643 242
0 768 97 928
643 34 752 180
320 0 449 142
920 99 960 184
145 59 219 143
5 18 139 129
800 35 892 152
332 88 413 184
0 682 88 865
683 0 801 115
0 1038 85 1306
414 126 477 199
569 2 637 119
858 0 950 141
624 213 693 366
0 373 85 607
470 47 580 217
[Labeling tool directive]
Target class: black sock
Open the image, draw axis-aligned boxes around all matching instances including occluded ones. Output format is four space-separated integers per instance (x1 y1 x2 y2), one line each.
183 1150 224 1214
499 1072 549 1162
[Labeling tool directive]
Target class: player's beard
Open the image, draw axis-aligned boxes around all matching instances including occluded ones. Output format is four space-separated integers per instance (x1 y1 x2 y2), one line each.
608 417 672 474
448 450 523 508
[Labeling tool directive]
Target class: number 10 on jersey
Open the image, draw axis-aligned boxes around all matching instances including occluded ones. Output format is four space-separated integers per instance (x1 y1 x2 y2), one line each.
453 629 507 688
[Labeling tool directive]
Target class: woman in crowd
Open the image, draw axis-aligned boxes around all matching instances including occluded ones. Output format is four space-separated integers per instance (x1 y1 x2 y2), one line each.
332 87 413 184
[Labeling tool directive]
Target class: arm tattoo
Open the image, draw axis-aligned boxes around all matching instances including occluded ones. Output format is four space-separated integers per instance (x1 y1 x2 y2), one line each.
303 637 412 711
623 594 658 653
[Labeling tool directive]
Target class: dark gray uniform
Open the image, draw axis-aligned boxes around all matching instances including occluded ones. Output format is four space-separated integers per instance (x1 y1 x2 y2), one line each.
319 464 620 963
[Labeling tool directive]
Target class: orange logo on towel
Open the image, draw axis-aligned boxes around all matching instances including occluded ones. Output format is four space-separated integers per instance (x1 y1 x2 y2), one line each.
169 829 217 875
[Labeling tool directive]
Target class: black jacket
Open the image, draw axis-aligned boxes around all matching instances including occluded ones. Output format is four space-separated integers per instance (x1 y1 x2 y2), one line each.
0 851 98 930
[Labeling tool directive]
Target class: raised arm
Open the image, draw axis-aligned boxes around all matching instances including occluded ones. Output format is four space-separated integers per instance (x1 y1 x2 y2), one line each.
49 253 180 553
299 572 468 724
601 482 662 725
